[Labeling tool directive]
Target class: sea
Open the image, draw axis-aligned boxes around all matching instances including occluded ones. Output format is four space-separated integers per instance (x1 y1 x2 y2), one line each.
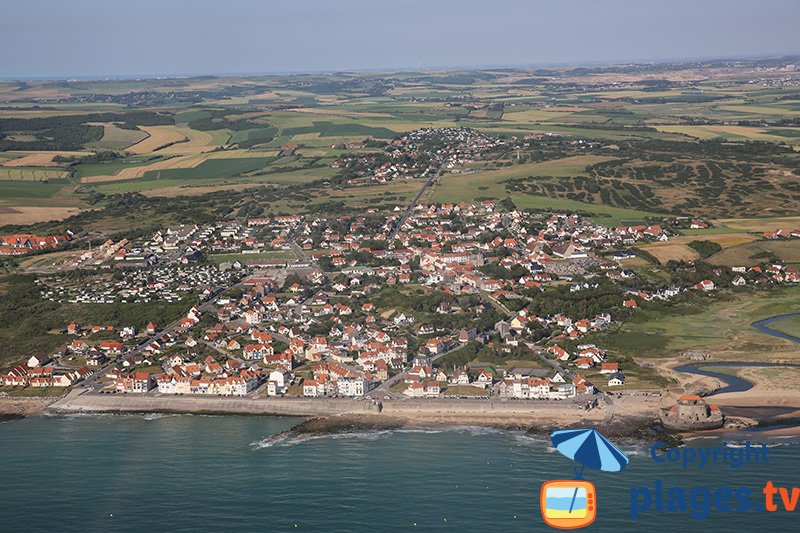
1 414 799 532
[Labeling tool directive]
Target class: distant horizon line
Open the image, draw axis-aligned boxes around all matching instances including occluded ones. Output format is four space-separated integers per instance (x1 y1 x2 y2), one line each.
2 52 799 83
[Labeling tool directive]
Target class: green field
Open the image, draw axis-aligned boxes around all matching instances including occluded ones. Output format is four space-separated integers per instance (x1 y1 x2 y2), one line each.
768 316 800 339
429 155 665 225
229 126 279 145
708 240 800 266
88 123 149 150
141 157 275 181
603 287 800 359
87 157 277 194
282 121 397 139
0 168 69 181
92 157 337 195
0 180 66 198
655 125 800 144
432 156 607 200
72 156 165 179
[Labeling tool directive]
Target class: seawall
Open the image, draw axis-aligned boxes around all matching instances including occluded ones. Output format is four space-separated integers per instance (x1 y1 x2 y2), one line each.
46 391 649 430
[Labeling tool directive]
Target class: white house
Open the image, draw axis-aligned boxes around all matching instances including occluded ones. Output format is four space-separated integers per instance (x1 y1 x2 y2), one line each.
336 376 368 397
266 369 292 396
607 373 625 387
27 354 52 368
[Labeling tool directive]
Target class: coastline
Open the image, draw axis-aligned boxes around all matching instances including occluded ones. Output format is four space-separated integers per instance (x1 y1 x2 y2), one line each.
7 370 799 439
38 389 661 436
0 396 61 418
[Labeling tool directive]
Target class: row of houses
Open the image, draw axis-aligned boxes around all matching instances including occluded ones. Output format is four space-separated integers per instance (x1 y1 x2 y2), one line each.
1 365 93 387
0 233 71 256
114 368 264 396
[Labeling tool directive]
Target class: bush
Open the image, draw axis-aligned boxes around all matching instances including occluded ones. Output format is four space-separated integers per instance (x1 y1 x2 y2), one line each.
687 240 722 259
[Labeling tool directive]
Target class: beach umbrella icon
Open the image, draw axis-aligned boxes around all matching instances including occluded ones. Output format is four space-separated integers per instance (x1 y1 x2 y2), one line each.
547 428 629 519
540 429 628 528
551 428 629 476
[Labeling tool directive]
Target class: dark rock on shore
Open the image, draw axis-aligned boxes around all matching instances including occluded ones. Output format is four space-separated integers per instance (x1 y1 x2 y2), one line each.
293 415 408 435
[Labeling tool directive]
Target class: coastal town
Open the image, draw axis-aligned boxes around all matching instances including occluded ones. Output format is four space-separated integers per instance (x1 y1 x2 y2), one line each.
3 189 799 410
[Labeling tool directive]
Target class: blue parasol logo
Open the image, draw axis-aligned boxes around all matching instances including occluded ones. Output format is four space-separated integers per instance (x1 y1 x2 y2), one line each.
540 428 629 529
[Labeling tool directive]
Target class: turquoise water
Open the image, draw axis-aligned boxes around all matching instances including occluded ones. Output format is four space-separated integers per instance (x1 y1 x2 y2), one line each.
1 414 799 532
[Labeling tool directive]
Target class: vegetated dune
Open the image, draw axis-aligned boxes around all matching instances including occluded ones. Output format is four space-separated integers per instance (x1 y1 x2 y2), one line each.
1 151 91 167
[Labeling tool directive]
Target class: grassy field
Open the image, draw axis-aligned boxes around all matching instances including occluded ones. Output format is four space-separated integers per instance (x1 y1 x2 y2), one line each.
0 168 69 181
442 385 490 397
0 205 87 227
430 157 589 201
767 316 800 340
126 125 189 154
229 126 278 145
78 150 282 184
1 151 90 167
715 216 800 233
637 243 699 263
583 363 669 390
639 234 757 264
603 287 800 360
655 125 800 144
707 240 800 266
0 386 67 398
89 157 276 194
73 156 165 180
0 180 67 198
87 123 148 150
429 155 663 225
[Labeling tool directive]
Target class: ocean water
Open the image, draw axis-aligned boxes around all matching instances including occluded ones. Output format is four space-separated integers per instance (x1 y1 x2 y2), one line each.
1 414 799 532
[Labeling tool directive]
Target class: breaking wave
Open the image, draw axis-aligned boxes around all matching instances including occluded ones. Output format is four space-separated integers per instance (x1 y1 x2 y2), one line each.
252 424 513 450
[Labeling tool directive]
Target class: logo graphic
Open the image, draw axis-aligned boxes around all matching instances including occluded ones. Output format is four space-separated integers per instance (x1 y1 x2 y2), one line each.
540 428 629 529
541 480 597 529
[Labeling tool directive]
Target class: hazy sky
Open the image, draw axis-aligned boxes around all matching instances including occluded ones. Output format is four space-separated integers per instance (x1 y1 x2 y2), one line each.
1 0 798 79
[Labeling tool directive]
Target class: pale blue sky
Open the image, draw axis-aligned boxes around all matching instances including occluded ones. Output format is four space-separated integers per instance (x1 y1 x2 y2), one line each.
1 0 798 79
